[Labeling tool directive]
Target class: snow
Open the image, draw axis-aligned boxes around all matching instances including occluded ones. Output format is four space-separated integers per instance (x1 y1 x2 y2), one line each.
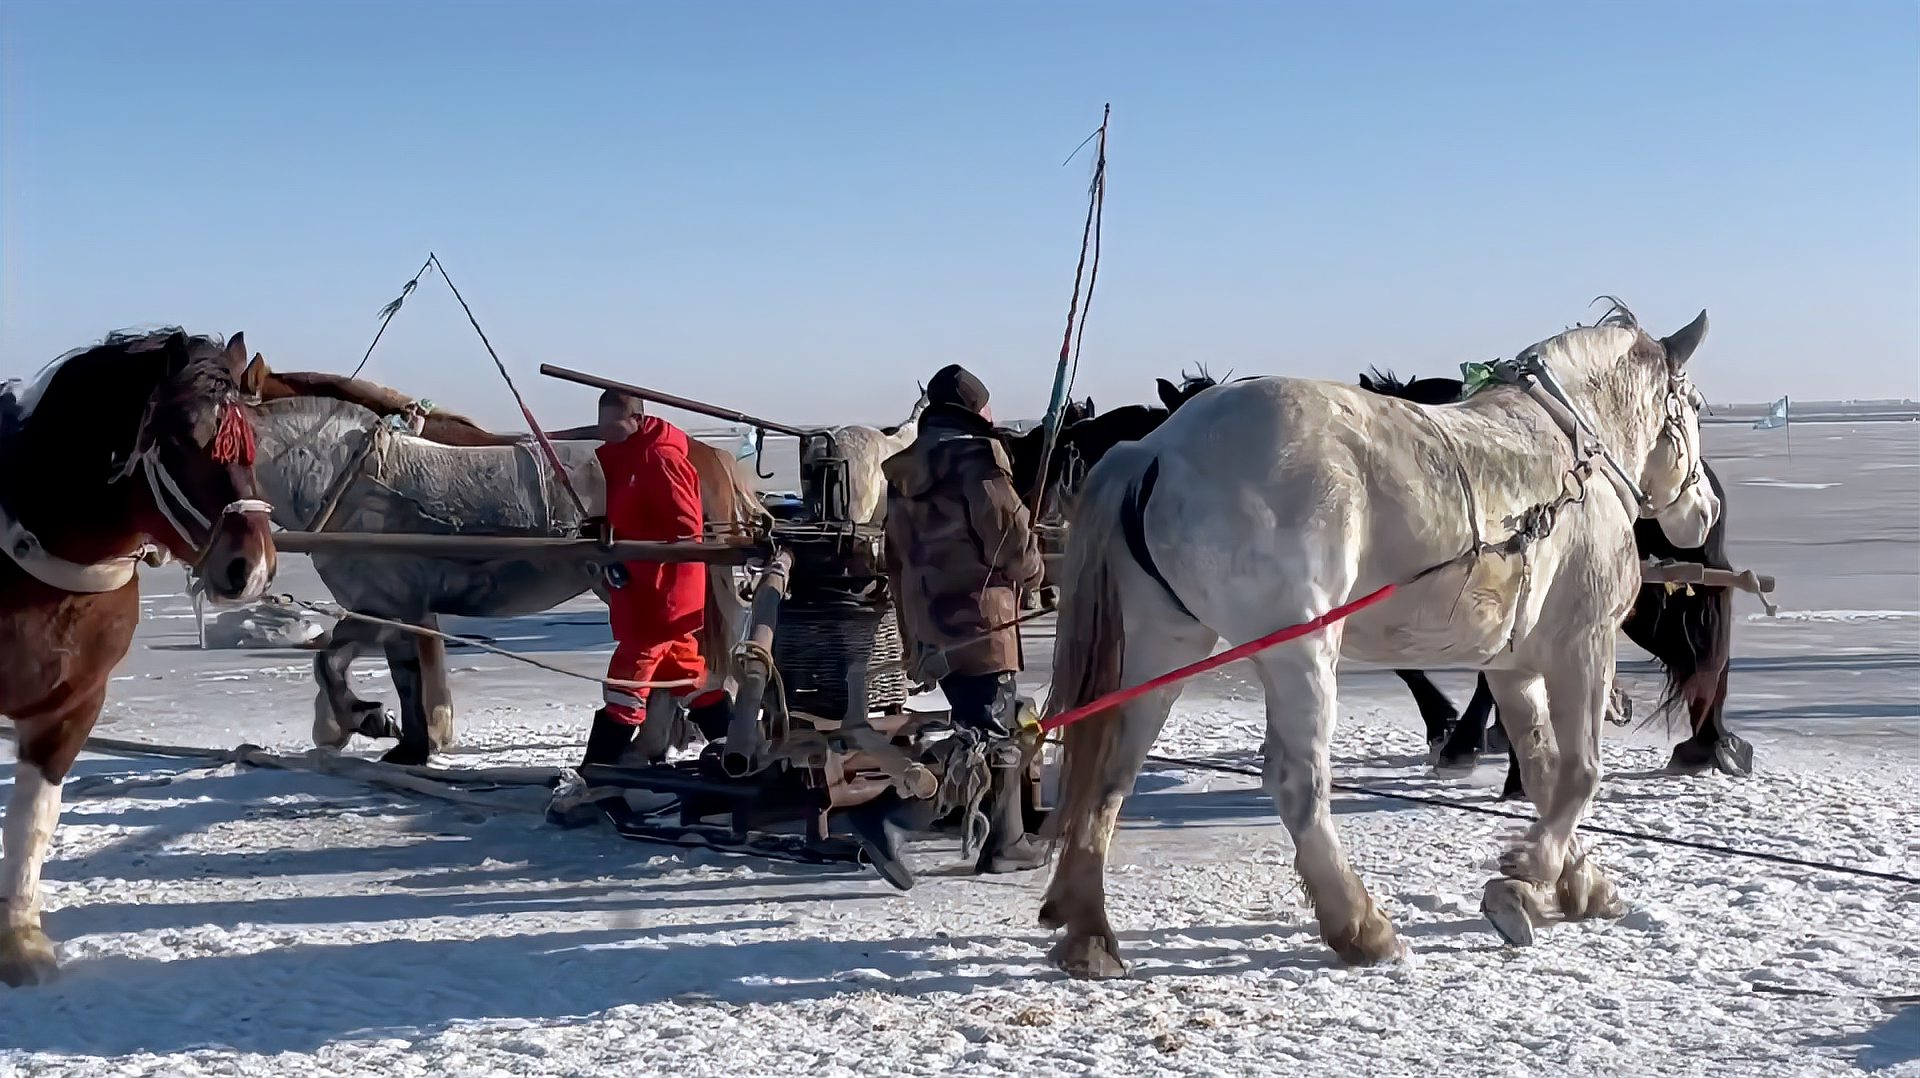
3 426 1918 1076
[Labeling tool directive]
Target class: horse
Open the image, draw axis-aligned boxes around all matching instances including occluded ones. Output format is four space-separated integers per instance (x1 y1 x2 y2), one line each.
241 358 765 763
1358 368 1748 794
1040 304 1717 977
798 384 929 524
1049 373 1226 497
995 396 1096 507
1 328 278 986
248 396 623 763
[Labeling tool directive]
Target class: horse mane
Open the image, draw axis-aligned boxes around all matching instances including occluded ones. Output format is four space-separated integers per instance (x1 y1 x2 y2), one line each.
1358 367 1411 395
13 327 231 421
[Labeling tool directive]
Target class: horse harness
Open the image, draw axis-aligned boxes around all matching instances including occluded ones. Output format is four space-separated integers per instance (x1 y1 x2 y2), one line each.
1408 351 1706 658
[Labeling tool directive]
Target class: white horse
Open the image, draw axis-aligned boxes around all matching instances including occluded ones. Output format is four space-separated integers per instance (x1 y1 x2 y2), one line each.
1040 304 1717 978
802 384 929 524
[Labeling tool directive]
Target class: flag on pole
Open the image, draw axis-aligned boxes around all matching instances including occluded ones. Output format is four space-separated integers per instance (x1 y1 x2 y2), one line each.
1752 395 1790 430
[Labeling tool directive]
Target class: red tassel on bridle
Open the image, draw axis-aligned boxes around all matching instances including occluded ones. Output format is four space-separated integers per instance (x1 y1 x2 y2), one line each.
210 400 255 466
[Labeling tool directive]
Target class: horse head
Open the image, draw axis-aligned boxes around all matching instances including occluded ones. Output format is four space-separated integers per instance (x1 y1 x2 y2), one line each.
1637 309 1719 548
106 330 278 595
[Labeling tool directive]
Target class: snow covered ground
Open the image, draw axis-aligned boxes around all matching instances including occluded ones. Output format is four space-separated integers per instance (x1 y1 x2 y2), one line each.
3 424 1916 1076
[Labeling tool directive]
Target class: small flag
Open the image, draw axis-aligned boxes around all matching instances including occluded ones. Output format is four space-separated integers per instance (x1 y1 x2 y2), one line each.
1753 396 1789 430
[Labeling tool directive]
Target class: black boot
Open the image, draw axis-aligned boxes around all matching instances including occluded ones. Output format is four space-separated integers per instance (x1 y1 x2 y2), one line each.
844 791 935 892
686 689 733 743
583 708 636 767
976 762 1049 874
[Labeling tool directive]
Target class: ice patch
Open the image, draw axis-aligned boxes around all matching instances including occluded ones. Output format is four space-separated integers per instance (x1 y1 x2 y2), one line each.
1751 610 1920 623
1741 477 1840 490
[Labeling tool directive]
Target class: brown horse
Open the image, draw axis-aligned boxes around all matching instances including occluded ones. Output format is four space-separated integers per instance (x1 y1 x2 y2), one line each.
1 328 278 986
240 355 765 759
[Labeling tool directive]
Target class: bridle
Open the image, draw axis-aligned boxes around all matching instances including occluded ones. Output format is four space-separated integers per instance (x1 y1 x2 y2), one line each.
1484 352 1705 520
111 394 273 579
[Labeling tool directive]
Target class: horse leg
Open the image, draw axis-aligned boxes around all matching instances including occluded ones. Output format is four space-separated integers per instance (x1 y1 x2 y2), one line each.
312 617 397 749
1435 673 1497 776
1479 670 1557 941
1499 730 1526 801
416 615 455 752
2 691 101 987
380 629 434 766
1253 637 1399 965
1486 644 1625 944
1668 662 1749 777
1039 619 1215 980
1393 670 1458 757
1702 661 1752 777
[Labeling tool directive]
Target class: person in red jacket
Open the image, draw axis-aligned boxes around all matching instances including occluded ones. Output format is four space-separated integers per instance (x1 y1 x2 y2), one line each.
584 390 730 767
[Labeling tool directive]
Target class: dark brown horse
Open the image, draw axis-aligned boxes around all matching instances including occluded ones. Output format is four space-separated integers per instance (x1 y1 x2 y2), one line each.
1 329 277 985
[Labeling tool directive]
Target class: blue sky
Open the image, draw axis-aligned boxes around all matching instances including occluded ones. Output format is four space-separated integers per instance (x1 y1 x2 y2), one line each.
3 1 1915 428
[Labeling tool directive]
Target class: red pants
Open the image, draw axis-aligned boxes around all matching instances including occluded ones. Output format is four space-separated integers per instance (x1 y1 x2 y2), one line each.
602 634 707 726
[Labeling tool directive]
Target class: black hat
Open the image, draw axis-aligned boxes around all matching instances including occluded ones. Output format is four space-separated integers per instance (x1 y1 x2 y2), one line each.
926 364 990 413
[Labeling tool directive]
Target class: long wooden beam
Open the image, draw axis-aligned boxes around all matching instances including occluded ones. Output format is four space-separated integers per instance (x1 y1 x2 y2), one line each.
272 531 767 565
539 364 813 438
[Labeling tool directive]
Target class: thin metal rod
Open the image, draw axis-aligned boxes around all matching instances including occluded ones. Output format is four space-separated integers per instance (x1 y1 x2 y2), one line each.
271 530 767 564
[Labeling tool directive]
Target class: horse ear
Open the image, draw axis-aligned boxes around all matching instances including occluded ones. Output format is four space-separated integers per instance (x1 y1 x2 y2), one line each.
1661 310 1708 368
161 330 193 374
238 353 268 400
1156 378 1182 411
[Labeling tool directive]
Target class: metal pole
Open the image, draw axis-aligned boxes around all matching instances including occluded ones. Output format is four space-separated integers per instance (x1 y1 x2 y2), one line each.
724 549 794 777
270 531 766 564
540 365 812 438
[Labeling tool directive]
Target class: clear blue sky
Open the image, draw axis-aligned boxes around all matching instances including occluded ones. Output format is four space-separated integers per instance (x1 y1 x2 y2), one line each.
3 1 1915 428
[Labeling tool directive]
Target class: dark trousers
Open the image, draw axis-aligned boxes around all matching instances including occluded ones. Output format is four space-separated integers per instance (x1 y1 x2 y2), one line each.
941 672 1019 745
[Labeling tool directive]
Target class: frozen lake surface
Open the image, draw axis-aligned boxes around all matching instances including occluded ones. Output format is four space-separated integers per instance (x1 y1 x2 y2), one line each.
3 422 1916 1076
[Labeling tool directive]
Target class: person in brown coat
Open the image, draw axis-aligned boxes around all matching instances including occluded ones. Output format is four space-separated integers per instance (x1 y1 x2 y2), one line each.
845 363 1048 889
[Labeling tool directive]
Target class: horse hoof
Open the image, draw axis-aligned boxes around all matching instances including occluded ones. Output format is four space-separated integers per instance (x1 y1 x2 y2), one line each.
1666 742 1716 776
426 705 456 752
1433 751 1481 778
381 743 432 767
0 926 60 988
1498 780 1527 802
1481 879 1538 947
1556 862 1626 923
1326 904 1401 966
1713 736 1755 778
1051 932 1127 980
357 706 402 742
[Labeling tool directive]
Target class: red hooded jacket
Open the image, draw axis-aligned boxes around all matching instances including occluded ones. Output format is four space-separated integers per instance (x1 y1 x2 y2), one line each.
596 416 706 645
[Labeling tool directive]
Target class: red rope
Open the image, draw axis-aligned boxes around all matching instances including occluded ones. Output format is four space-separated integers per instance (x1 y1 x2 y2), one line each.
211 400 256 465
1039 583 1398 733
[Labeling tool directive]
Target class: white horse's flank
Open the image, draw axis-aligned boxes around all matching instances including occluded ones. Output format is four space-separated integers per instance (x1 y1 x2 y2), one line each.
1040 306 1718 978
802 386 929 524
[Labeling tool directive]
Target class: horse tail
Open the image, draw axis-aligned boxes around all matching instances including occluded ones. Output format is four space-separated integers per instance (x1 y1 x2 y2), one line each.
1042 444 1153 850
